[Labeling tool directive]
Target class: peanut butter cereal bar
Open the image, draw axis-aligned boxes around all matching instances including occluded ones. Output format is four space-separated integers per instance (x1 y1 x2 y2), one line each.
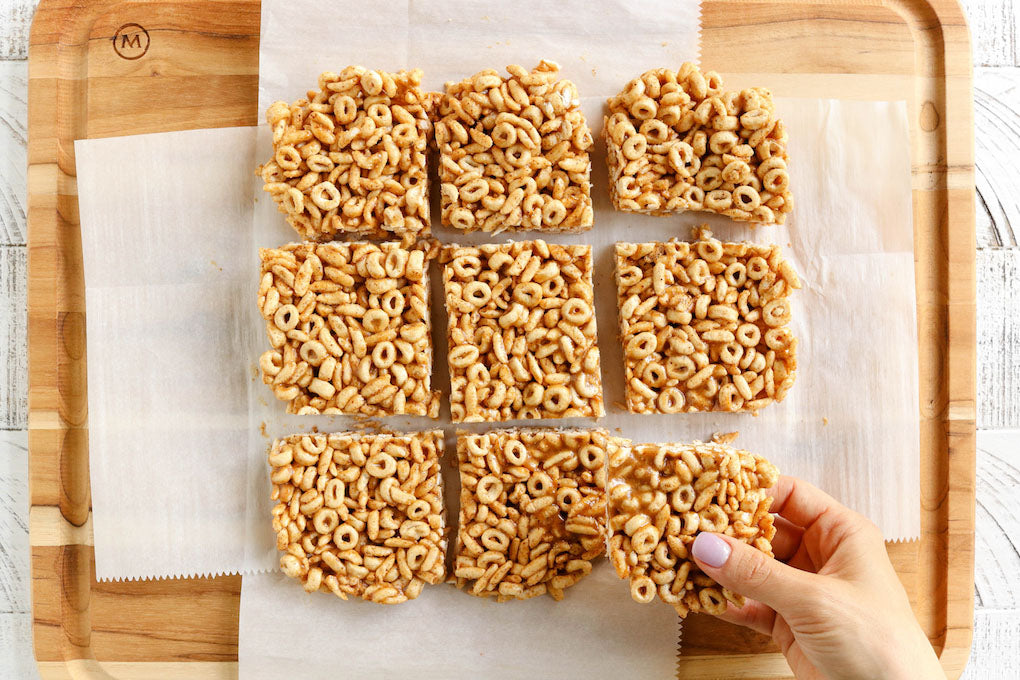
260 67 433 242
270 431 446 604
442 240 603 422
614 229 799 414
258 241 440 417
454 428 614 601
608 440 779 617
437 61 594 233
605 62 792 224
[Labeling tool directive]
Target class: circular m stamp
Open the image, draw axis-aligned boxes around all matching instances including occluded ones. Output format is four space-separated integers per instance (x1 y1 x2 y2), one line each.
112 23 150 60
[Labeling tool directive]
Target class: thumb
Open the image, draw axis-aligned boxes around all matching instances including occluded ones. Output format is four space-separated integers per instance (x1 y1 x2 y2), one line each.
691 532 815 613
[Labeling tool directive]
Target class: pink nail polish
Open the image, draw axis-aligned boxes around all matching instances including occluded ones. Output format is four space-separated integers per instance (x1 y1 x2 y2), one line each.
692 532 731 568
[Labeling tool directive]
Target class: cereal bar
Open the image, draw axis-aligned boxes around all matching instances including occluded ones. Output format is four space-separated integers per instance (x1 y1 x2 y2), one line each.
269 431 446 604
442 240 604 422
614 229 799 413
454 428 613 601
605 62 792 224
260 67 433 242
258 241 440 417
437 61 594 233
608 440 779 617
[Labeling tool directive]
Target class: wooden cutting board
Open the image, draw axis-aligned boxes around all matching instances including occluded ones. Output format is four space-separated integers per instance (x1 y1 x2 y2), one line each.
26 0 976 678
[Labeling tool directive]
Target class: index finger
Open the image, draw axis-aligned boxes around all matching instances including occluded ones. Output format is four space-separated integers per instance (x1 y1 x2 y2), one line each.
768 475 847 530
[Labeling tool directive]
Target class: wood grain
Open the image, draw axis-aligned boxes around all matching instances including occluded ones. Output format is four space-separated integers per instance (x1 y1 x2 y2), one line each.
974 67 1020 248
977 250 1020 429
973 430 1020 610
0 431 30 611
23 0 977 679
1 246 27 429
0 60 27 245
0 0 35 60
962 610 1020 680
960 0 1018 67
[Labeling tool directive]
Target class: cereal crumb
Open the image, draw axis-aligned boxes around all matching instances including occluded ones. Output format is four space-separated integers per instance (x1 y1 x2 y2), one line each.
711 431 740 445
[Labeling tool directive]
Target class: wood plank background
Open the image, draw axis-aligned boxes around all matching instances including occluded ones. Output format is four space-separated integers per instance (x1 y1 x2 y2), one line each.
1 0 1016 677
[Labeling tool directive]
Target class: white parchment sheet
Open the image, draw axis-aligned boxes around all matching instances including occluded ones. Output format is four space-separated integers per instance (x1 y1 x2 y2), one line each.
75 128 269 580
74 12 918 674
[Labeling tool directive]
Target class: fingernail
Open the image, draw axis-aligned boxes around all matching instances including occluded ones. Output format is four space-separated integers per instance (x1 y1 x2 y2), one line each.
692 532 731 568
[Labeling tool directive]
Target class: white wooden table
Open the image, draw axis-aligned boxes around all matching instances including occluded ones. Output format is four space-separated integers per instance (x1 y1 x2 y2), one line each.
0 0 1017 677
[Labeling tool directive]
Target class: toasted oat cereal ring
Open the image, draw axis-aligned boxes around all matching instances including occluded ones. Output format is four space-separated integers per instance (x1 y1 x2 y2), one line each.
381 289 406 316
765 327 795 351
696 240 724 262
281 187 304 214
366 452 398 478
449 207 475 231
481 528 510 552
733 185 761 211
667 355 697 381
463 281 493 307
275 145 301 171
512 282 543 307
629 97 657 120
698 587 727 615
764 168 790 193
657 387 685 414
363 309 390 333
460 179 490 203
556 487 583 511
704 190 733 212
490 121 518 148
632 524 660 555
682 185 705 208
578 444 604 470
631 576 656 604
309 182 341 211
333 524 359 551
503 439 528 465
406 500 432 521
313 508 340 534
626 332 658 360
542 386 572 413
449 345 481 368
562 298 593 325
299 340 328 366
762 299 791 327
476 475 504 504
695 167 723 192
708 130 739 155
642 361 668 388
542 199 568 226
527 471 554 497
372 341 397 369
621 133 648 161
451 255 482 278
405 544 428 570
273 304 300 332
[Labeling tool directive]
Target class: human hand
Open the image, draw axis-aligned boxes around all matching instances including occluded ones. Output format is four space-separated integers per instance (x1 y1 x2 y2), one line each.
690 475 944 680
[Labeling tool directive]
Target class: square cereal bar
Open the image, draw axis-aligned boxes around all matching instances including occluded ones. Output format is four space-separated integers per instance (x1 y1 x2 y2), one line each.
608 440 778 617
259 67 433 242
437 61 594 233
258 241 440 417
605 62 792 225
270 431 446 604
442 240 603 422
454 428 614 601
614 230 799 414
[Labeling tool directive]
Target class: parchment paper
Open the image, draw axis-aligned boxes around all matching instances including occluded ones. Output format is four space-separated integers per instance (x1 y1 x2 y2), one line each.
73 9 918 676
75 127 270 580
